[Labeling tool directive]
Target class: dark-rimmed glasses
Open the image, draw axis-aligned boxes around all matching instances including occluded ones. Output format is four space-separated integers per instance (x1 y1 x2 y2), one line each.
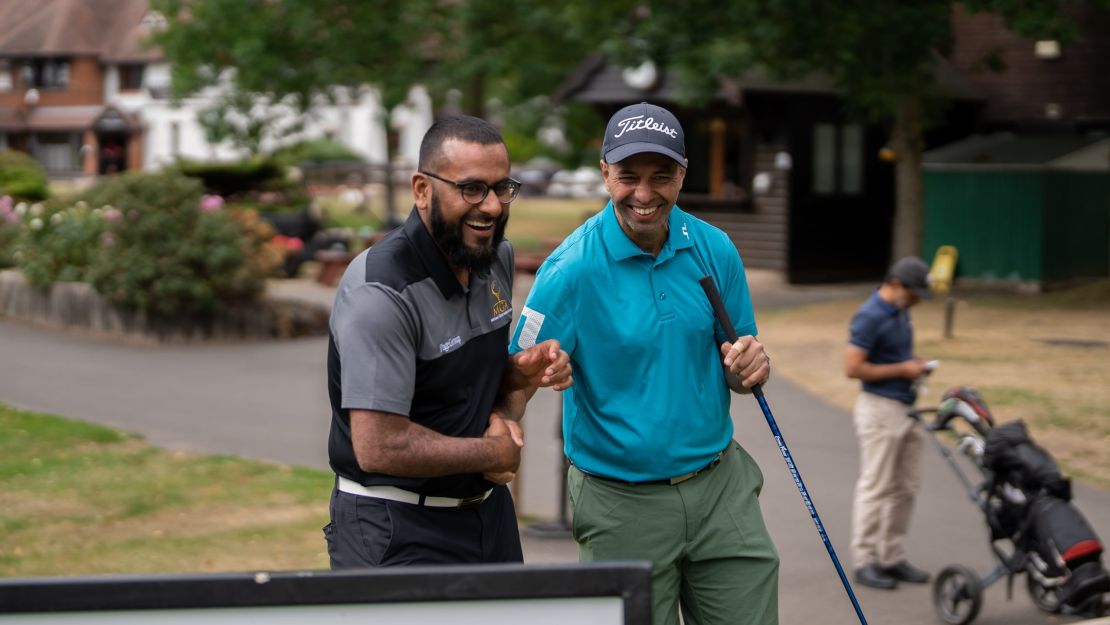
420 171 522 205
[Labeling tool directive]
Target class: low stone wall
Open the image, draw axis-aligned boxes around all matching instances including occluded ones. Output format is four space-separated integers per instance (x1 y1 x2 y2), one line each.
0 270 329 343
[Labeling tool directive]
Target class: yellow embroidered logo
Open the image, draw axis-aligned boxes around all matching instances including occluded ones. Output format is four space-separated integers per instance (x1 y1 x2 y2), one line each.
490 278 510 317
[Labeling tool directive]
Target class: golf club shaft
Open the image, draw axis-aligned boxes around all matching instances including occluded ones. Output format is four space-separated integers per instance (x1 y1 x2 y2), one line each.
699 276 869 625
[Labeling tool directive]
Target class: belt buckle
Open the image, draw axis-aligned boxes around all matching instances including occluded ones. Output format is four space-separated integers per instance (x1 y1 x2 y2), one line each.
456 493 486 508
667 451 724 485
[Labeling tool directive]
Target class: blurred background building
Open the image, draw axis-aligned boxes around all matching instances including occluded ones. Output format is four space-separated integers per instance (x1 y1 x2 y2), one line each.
0 0 432 178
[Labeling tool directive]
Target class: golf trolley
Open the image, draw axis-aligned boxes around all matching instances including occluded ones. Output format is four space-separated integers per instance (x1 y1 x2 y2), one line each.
909 387 1109 625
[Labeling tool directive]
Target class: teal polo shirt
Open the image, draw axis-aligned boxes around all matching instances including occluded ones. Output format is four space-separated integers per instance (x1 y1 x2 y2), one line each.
510 202 757 482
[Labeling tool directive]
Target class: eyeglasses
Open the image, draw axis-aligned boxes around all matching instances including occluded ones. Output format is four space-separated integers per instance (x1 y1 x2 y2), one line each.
420 171 522 205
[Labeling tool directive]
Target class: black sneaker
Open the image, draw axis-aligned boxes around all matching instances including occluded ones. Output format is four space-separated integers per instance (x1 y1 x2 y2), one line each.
883 561 930 583
855 563 898 589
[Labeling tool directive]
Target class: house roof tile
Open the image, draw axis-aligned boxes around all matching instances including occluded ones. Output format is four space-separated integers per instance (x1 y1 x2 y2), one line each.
0 0 162 62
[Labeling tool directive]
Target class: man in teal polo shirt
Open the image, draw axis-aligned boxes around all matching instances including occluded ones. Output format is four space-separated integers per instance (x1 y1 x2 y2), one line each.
510 102 778 625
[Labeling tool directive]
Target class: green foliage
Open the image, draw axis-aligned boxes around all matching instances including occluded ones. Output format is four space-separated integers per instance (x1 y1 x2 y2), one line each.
152 0 600 129
197 91 307 156
13 171 282 317
271 139 365 167
15 200 107 286
78 171 280 316
0 150 49 201
499 98 603 169
175 158 286 198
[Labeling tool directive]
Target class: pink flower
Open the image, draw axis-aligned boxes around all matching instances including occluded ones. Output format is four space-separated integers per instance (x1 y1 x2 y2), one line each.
272 234 305 253
103 208 123 222
0 196 12 212
199 194 225 213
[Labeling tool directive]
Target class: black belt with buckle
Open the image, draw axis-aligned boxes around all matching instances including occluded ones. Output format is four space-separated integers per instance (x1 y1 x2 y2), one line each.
587 450 725 486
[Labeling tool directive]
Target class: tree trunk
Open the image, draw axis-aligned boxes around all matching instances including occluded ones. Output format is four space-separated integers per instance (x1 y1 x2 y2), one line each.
379 110 400 228
464 74 485 117
382 158 399 228
891 96 925 259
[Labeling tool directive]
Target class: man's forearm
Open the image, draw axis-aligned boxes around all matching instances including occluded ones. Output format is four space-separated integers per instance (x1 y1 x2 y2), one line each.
351 410 516 477
493 387 534 422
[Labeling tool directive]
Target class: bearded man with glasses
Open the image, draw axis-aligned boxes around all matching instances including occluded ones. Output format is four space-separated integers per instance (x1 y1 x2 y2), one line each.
324 115 572 567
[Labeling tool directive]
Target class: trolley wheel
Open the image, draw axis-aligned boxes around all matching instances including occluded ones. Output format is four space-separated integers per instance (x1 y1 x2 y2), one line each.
933 565 984 625
1025 573 1061 614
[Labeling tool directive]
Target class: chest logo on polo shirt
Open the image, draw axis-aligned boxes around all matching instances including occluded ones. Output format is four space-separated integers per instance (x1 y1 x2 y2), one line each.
440 335 462 353
682 222 689 239
490 278 511 322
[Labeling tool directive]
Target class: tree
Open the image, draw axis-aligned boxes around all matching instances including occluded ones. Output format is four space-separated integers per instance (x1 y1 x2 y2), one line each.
153 0 604 225
602 0 1108 258
155 0 433 226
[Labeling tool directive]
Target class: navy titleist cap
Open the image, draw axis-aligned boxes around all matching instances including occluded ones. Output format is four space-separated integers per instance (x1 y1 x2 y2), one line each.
601 102 686 167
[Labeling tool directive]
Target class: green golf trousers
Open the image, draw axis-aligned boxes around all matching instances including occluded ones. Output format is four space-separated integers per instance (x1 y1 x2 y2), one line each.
568 440 779 625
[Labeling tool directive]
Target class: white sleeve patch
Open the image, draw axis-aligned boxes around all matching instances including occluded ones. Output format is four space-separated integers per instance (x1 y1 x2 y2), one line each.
517 306 545 349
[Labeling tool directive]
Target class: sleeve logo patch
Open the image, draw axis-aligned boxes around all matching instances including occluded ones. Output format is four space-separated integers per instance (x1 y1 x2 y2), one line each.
517 306 545 349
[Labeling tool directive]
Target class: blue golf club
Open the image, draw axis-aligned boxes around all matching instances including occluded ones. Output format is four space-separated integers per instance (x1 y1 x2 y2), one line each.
699 275 869 625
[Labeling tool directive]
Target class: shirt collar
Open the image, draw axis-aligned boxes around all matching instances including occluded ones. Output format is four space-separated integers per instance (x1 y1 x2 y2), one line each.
600 201 695 262
870 289 900 315
402 207 465 299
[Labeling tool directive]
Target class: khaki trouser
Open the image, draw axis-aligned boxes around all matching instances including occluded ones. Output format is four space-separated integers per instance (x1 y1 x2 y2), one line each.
850 391 925 569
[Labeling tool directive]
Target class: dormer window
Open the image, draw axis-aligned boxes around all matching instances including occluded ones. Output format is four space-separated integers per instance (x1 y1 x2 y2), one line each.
141 11 167 29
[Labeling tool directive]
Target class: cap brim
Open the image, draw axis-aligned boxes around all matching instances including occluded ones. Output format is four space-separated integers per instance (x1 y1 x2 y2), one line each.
913 285 936 300
603 142 686 168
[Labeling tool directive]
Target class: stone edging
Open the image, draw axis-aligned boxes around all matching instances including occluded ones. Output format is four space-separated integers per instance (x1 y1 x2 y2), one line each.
0 269 329 343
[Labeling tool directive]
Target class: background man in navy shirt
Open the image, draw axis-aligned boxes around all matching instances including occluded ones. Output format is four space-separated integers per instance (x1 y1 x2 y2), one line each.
844 256 935 589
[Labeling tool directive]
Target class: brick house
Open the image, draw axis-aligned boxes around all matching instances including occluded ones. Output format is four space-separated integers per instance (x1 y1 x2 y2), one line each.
0 0 431 178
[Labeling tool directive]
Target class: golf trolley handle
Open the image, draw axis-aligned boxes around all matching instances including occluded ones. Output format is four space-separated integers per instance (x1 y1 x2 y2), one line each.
909 407 986 510
699 276 868 625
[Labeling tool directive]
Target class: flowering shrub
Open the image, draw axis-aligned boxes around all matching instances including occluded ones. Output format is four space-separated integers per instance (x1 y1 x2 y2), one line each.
0 195 22 268
15 199 106 285
14 171 283 317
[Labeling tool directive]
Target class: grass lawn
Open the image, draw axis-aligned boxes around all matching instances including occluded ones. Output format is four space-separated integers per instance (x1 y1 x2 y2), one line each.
0 404 331 577
758 280 1110 487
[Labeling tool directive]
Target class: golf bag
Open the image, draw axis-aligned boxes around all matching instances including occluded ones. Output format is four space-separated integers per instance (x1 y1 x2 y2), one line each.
981 419 1109 610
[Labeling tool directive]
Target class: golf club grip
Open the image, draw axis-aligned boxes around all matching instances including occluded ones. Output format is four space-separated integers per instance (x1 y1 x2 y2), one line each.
698 276 764 398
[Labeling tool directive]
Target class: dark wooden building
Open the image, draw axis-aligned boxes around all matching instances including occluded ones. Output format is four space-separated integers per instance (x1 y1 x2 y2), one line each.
557 56 980 282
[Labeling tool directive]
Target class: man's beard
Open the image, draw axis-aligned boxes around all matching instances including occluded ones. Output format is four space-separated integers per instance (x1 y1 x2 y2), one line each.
429 191 507 274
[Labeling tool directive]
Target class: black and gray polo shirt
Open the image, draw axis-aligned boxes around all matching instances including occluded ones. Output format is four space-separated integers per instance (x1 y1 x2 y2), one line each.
327 208 515 498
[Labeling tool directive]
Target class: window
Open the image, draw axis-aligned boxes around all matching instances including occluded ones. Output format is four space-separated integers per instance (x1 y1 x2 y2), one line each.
812 122 864 196
684 116 750 199
0 60 11 91
119 64 144 90
31 133 80 174
20 58 70 89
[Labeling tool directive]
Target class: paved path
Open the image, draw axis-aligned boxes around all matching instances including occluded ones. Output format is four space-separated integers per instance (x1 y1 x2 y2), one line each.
1 271 1107 625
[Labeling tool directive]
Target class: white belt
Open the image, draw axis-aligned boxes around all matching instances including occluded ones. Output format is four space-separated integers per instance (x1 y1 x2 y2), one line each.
337 476 492 508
